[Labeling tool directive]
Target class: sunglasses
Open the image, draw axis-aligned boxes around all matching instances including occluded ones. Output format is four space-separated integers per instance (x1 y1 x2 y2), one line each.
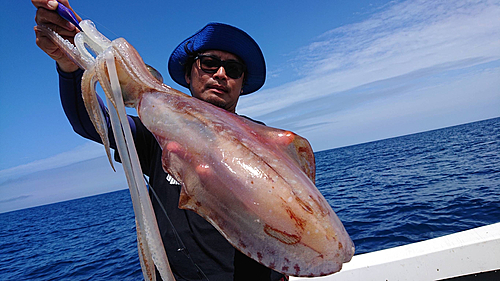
194 54 246 79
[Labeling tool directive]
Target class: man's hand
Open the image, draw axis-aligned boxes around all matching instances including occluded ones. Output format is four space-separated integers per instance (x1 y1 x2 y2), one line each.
32 0 81 72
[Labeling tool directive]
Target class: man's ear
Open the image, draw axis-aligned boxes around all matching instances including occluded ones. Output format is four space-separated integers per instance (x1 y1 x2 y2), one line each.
185 72 191 86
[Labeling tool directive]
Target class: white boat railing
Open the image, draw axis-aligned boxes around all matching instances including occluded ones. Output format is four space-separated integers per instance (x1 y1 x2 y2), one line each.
291 222 500 281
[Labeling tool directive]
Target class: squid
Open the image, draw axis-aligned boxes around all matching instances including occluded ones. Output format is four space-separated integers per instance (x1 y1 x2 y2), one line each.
37 19 354 279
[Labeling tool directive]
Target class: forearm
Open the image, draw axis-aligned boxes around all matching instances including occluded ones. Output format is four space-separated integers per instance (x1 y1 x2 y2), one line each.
57 64 137 146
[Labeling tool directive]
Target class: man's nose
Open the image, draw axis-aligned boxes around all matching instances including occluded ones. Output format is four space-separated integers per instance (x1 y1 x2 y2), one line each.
213 66 227 79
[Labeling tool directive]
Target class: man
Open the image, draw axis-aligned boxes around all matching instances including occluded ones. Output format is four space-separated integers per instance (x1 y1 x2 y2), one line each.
33 1 286 280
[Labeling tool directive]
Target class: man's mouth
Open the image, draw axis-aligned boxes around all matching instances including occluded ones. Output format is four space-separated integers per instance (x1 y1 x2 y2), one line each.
207 84 228 93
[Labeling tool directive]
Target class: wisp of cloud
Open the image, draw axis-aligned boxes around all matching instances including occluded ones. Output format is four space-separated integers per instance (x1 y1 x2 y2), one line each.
239 0 500 151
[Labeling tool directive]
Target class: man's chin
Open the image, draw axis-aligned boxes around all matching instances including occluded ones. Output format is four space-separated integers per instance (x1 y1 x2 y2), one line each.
203 96 227 110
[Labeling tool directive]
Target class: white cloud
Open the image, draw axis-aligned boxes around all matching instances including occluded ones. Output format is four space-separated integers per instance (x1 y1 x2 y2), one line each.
0 142 108 183
238 0 500 150
0 155 127 213
284 62 500 151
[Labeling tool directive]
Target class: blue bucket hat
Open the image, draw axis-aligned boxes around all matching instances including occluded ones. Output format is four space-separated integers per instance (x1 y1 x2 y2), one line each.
168 22 266 95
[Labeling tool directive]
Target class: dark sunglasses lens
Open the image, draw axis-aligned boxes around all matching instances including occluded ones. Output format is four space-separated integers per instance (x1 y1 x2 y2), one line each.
224 62 245 79
200 57 220 72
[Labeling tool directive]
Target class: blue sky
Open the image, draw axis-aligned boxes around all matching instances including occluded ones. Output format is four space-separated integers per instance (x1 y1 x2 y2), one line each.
1 0 499 213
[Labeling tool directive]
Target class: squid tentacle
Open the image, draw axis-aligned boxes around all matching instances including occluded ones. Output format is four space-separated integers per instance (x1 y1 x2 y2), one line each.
104 50 174 281
38 19 176 281
81 64 115 171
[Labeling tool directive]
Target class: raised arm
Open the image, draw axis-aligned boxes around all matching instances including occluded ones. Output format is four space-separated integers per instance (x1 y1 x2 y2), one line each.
58 67 138 145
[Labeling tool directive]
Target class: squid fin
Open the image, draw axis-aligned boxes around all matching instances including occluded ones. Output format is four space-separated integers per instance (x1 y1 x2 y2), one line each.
239 117 316 183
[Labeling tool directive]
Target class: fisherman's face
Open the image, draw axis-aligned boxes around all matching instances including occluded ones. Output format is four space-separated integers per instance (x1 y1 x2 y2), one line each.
185 50 245 113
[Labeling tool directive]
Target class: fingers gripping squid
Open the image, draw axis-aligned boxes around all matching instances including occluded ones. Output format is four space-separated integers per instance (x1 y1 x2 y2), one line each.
37 19 354 279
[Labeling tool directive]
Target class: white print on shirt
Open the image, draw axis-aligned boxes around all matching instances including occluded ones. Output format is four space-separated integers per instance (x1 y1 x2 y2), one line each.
166 173 180 185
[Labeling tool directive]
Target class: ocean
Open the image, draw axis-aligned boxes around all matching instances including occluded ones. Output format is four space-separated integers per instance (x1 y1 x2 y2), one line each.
1 117 499 280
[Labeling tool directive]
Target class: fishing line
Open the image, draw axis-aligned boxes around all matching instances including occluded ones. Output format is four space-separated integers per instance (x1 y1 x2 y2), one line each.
145 175 210 281
72 8 120 39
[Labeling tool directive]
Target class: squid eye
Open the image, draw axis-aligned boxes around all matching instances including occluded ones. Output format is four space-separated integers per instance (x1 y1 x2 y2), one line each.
146 64 163 83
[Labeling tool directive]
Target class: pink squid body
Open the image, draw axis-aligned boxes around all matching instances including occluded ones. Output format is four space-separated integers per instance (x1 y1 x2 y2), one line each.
136 90 354 277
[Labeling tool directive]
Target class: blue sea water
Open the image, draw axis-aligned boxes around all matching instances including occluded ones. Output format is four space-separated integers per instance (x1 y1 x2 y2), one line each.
1 117 499 280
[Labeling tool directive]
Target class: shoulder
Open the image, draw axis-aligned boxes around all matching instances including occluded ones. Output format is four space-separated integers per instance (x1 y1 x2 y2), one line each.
239 115 266 126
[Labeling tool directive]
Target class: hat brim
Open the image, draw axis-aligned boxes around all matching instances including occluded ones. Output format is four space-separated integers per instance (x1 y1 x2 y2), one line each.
168 22 266 95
